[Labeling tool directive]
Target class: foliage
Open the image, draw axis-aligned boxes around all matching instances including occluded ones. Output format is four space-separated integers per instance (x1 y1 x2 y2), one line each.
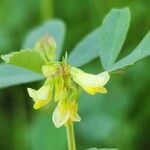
1 8 150 86
0 1 150 150
0 64 43 89
1 50 45 73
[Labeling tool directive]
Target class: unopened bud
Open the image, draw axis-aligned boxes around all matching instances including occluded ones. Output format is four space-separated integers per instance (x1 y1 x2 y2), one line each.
35 35 56 62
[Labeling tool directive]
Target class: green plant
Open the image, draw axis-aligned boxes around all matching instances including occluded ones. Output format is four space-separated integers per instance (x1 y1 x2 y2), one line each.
0 8 150 150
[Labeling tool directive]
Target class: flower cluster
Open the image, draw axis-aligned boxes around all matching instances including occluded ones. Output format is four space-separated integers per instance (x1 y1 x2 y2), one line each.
27 36 110 128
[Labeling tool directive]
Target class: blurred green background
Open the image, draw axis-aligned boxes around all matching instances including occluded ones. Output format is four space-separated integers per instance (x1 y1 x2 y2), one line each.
0 0 150 150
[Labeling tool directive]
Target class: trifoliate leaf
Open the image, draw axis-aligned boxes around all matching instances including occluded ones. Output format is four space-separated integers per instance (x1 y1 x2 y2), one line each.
109 31 150 72
0 64 44 89
1 50 45 73
68 8 130 68
98 8 130 70
68 28 100 67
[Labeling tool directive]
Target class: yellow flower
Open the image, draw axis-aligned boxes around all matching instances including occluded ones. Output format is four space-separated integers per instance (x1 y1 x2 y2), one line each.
27 79 53 109
52 100 81 128
23 36 111 128
71 67 110 95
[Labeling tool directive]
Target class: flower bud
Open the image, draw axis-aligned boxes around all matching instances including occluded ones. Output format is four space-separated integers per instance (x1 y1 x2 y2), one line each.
35 35 56 62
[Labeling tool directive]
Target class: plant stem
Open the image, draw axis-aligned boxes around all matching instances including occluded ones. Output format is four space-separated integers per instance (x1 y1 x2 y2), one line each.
41 0 53 21
66 122 76 150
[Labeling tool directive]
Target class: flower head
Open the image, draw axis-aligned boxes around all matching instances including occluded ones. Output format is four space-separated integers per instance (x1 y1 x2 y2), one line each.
27 36 110 128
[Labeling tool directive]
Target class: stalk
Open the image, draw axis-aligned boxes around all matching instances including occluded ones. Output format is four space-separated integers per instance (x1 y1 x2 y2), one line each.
41 0 53 21
66 122 76 150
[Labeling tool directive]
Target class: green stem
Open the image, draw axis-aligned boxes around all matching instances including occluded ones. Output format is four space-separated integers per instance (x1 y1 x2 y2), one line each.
66 122 76 150
41 0 53 21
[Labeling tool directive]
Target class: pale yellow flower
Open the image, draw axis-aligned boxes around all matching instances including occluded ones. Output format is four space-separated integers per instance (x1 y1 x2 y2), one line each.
27 80 53 109
71 67 110 95
52 100 80 128
23 36 111 128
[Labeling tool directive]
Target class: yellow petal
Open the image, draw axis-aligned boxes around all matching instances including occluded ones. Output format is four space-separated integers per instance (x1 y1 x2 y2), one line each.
27 79 53 109
83 86 107 95
27 86 51 101
52 99 81 127
97 71 110 86
71 67 110 95
98 86 107 94
68 101 81 122
54 74 64 102
33 100 50 109
52 100 70 128
72 114 81 122
27 88 37 102
37 86 51 100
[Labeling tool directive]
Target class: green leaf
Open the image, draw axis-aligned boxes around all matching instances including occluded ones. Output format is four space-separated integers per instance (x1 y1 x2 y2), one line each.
1 50 45 73
0 64 44 89
99 8 130 70
68 28 101 67
23 20 66 59
68 8 130 68
109 31 150 72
